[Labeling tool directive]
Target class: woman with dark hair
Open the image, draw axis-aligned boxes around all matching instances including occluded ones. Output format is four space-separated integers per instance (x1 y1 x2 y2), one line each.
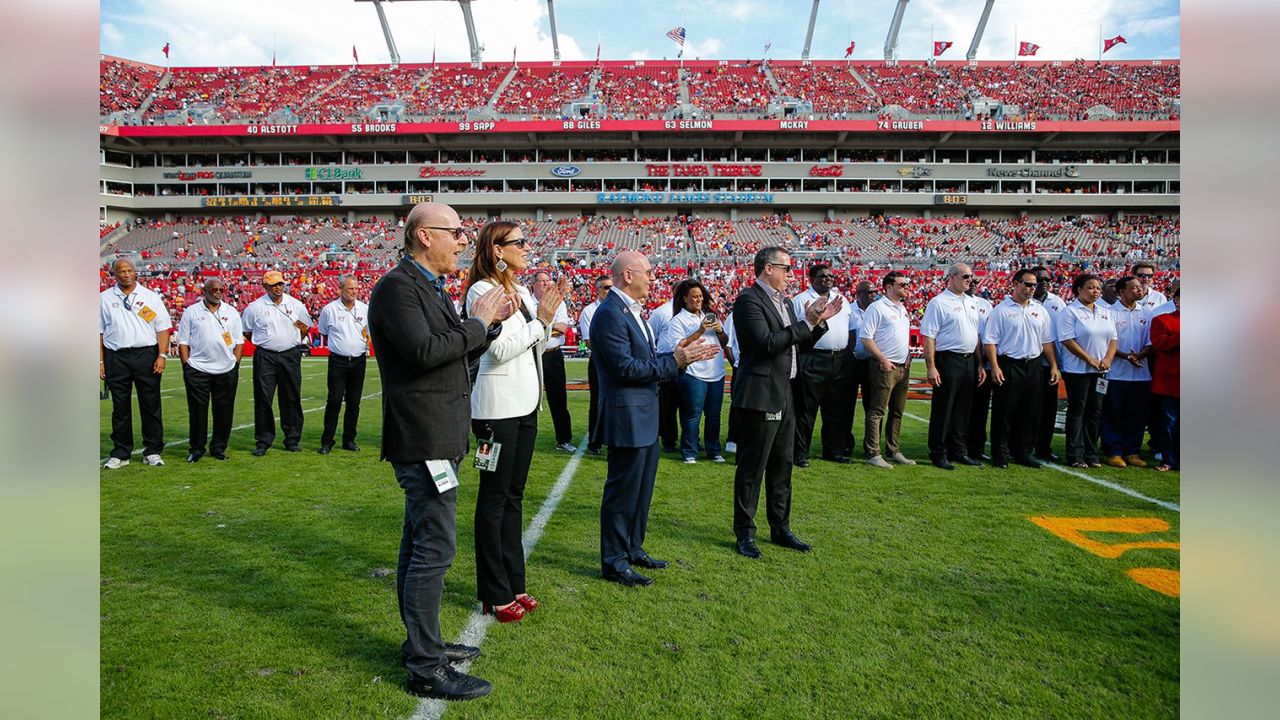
1149 285 1179 471
1056 273 1117 468
660 278 729 464
465 220 568 622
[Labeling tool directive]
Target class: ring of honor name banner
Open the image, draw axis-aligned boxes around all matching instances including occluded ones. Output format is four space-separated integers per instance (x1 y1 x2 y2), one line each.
202 195 342 208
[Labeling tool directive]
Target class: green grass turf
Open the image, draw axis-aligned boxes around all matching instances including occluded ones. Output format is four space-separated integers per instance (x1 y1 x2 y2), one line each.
101 358 1178 719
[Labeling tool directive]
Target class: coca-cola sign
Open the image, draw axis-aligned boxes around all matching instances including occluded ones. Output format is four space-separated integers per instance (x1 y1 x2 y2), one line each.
808 165 843 177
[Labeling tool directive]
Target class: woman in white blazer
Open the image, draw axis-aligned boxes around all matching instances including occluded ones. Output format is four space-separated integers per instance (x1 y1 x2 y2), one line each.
464 220 568 623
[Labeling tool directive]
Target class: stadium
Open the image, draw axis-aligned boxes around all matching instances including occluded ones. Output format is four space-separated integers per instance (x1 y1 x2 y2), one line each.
99 1 1180 717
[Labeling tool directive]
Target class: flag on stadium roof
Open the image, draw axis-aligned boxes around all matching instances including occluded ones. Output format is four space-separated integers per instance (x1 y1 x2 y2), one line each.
162 42 170 59
352 45 359 64
764 39 772 54
934 41 953 57
1018 41 1040 56
1104 35 1128 53
666 26 686 47
844 40 856 58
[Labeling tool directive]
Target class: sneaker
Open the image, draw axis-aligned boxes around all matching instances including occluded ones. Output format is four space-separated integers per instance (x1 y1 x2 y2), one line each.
683 457 697 464
143 454 165 467
1104 455 1127 468
556 442 577 453
724 442 738 454
866 455 894 469
888 453 917 466
1123 454 1148 468
103 457 129 470
406 664 493 701
710 455 726 463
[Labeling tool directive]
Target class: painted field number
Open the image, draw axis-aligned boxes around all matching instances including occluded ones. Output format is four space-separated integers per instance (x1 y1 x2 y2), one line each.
1029 516 1180 597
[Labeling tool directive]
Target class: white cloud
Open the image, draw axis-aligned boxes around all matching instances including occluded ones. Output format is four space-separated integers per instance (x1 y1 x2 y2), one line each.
682 36 724 60
101 21 124 48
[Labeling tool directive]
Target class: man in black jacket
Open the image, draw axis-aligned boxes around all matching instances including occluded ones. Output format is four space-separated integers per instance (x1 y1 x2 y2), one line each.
368 202 515 702
730 247 843 559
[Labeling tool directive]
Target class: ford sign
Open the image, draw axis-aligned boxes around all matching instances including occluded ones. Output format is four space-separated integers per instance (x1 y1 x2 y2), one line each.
550 164 582 178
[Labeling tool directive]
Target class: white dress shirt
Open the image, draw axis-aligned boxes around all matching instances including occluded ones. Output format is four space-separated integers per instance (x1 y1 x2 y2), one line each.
317 298 370 357
99 284 173 350
848 304 870 359
544 301 570 350
722 314 740 367
647 302 675 350
662 309 725 381
608 287 654 348
792 287 850 350
1107 301 1152 382
177 301 243 374
860 296 910 364
578 299 602 344
241 293 312 351
983 297 1054 359
1056 299 1117 375
919 288 982 353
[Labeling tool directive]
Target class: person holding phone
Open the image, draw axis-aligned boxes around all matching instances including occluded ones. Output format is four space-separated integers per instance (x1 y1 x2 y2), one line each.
661 279 729 464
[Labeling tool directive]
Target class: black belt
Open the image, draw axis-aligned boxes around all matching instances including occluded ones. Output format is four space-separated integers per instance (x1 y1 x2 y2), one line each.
808 348 847 355
938 350 974 358
257 346 305 354
997 355 1039 364
330 352 367 359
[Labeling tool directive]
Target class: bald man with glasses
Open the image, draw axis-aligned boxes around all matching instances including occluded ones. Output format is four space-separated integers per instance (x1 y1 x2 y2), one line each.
920 263 986 470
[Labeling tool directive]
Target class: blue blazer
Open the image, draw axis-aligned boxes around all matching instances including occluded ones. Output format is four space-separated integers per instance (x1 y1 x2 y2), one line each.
591 290 680 448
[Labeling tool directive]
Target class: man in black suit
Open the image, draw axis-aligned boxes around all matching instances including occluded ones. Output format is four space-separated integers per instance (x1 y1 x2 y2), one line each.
731 247 843 559
368 202 516 702
592 251 718 587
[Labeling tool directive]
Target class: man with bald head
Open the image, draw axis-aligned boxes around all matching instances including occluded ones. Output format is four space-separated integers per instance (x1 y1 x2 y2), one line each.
593 250 718 587
177 277 244 462
920 263 986 469
369 202 516 701
100 258 172 469
317 275 370 454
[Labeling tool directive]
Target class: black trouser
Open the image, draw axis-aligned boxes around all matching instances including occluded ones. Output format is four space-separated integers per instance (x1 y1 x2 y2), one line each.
587 355 602 451
600 441 661 574
252 346 304 450
321 353 367 447
104 345 164 459
658 380 679 451
990 356 1043 461
392 460 458 681
1035 361 1059 457
794 349 854 461
843 356 870 455
928 350 978 461
733 394 795 542
1063 372 1104 464
542 349 573 445
726 371 741 445
472 411 538 605
183 364 238 457
967 370 994 458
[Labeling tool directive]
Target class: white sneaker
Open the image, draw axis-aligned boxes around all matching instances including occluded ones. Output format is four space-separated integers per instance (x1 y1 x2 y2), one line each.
103 457 129 470
711 455 726 463
684 457 697 464
143 454 165 467
866 455 894 469
888 453 917 466
556 442 577 453
725 442 738 454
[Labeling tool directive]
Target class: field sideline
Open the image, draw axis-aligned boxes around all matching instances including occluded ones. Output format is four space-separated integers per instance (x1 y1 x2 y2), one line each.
101 357 1179 719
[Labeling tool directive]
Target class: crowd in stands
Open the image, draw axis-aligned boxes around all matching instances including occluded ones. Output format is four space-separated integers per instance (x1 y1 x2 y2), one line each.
685 64 772 114
402 66 507 116
495 67 592 115
771 64 879 115
595 66 680 118
100 58 164 116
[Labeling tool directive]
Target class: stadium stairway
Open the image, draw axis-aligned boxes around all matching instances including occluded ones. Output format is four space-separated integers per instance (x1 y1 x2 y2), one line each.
487 67 521 109
299 69 355 114
760 63 782 95
134 72 170 119
846 65 883 106
677 68 691 107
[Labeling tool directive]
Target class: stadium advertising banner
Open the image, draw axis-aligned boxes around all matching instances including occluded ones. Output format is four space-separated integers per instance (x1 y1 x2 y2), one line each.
101 118 1178 139
202 195 342 208
597 192 776 205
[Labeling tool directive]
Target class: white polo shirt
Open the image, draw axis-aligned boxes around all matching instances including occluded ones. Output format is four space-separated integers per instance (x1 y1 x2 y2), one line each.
920 289 982 353
647 301 675 349
722 314 739 367
1139 288 1168 311
848 303 871 359
792 287 850 350
578 299 602 344
1150 299 1176 317
1108 301 1152 382
1056 299 1118 375
100 283 173 350
663 310 725 381
318 298 370 357
983 297 1054 360
241 293 313 352
177 300 243 374
860 296 910 364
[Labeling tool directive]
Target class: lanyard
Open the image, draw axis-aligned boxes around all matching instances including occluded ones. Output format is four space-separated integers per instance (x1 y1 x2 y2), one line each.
204 302 228 332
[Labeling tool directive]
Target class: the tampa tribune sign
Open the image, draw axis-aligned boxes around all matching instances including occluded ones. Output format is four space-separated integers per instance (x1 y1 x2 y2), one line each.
985 165 1081 178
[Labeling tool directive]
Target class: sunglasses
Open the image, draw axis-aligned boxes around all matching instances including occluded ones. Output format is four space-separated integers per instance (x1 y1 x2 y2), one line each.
959 274 973 279
498 237 530 248
768 263 793 272
1136 273 1154 279
1020 281 1038 288
265 282 285 288
424 225 468 239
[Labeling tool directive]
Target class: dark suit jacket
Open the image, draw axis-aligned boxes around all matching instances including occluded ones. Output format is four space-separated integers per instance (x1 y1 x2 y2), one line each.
731 282 828 413
368 258 490 463
591 290 679 448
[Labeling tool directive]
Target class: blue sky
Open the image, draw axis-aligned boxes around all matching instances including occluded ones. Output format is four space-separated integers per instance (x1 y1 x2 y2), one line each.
100 0 1180 67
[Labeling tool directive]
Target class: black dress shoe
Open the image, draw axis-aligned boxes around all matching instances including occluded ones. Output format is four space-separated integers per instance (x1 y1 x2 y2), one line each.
736 537 762 559
211 451 228 461
284 445 302 453
823 455 854 464
406 665 492 701
443 643 481 664
794 458 810 468
992 457 1010 469
251 446 268 457
631 553 669 570
1014 456 1043 469
601 568 653 587
342 442 360 452
771 532 812 552
186 452 203 463
318 444 333 455
586 447 602 456
931 458 956 470
952 455 983 467
1035 452 1060 462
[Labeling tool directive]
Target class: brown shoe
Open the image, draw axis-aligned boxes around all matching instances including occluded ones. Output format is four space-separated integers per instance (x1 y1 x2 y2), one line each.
1123 454 1148 468
1104 456 1127 468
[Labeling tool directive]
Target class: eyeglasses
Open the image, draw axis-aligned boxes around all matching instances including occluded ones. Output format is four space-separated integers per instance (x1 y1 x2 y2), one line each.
497 237 530 248
958 274 973 280
893 282 911 288
1135 273 1154 279
207 288 226 293
424 225 468 239
768 263 793 273
1035 278 1050 284
1020 281 1038 288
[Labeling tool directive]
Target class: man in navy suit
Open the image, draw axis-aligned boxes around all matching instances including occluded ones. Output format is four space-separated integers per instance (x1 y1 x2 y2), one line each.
592 251 719 587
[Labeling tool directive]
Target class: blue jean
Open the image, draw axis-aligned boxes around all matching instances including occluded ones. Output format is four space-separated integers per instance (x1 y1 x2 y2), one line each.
1100 379 1150 457
1151 394 1179 469
677 373 724 460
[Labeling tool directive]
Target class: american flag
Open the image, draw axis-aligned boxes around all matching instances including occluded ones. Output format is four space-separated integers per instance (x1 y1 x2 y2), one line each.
666 26 686 47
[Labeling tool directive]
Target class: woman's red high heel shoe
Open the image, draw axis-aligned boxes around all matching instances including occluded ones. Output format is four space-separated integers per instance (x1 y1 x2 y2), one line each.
482 601 526 623
515 593 539 613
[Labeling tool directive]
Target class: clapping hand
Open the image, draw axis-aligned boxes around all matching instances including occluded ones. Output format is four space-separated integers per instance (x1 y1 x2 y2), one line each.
536 279 569 324
674 340 719 369
471 286 518 326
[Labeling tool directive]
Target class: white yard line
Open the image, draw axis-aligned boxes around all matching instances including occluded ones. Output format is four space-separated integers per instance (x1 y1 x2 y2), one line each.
901 411 1179 513
411 434 589 720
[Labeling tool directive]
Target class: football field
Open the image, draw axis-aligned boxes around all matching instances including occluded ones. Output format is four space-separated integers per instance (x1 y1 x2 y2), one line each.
100 357 1179 719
